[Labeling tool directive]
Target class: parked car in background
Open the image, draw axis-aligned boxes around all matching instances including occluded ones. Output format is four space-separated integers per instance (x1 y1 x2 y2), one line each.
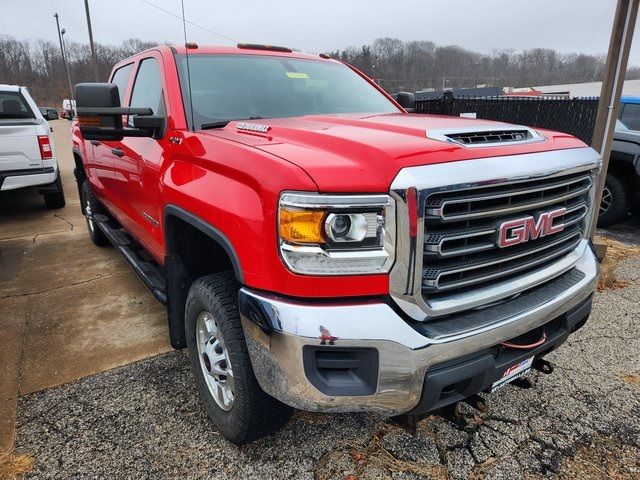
597 117 640 226
61 99 75 120
0 84 65 208
38 106 59 120
618 95 640 130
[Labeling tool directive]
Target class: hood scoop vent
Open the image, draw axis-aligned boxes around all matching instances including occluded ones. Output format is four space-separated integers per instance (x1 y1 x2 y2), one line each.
427 125 545 148
446 129 531 145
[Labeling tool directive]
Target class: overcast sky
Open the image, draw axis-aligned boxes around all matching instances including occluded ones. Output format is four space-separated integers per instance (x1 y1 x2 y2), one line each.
3 0 640 65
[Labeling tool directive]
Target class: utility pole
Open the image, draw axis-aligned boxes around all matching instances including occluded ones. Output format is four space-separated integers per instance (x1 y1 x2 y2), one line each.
84 0 100 81
589 0 640 238
54 14 74 105
61 29 75 106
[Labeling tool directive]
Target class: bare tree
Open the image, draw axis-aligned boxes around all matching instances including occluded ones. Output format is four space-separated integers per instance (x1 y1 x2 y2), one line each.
332 37 640 93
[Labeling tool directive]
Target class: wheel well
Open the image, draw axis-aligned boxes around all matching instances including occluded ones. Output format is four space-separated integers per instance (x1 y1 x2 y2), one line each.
73 152 87 213
168 217 236 279
73 151 86 182
608 150 638 186
164 210 243 349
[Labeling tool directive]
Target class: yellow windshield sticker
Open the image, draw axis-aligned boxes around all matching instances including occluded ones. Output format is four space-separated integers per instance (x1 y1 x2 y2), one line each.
286 72 309 79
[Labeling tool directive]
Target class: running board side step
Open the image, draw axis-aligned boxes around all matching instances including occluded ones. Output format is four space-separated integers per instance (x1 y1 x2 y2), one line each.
94 214 167 305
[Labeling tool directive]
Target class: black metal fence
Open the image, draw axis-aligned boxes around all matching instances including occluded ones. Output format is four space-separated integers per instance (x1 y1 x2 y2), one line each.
415 93 600 144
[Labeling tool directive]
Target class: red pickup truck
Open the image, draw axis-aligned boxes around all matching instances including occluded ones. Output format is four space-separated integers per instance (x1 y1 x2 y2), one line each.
71 44 601 444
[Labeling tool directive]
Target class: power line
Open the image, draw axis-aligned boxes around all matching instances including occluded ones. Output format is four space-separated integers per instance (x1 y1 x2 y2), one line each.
138 0 238 44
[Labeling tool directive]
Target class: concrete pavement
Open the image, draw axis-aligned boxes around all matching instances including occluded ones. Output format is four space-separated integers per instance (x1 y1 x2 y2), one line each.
0 120 171 454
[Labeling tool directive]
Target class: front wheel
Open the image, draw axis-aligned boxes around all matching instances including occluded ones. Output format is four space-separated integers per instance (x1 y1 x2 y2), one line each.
81 180 109 246
185 272 293 444
597 171 631 228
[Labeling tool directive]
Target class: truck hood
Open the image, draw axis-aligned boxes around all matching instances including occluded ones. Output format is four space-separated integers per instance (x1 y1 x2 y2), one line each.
202 113 587 192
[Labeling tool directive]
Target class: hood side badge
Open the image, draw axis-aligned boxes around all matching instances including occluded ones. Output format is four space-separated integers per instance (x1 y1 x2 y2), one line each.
236 122 271 133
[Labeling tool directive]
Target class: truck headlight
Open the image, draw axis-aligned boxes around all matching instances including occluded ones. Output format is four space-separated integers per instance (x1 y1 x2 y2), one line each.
278 192 395 275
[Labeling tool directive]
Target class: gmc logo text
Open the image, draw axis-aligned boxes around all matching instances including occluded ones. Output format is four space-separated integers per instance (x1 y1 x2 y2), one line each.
497 207 567 248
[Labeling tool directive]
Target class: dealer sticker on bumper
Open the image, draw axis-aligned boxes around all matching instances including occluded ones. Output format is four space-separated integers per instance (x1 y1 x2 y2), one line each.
491 357 534 393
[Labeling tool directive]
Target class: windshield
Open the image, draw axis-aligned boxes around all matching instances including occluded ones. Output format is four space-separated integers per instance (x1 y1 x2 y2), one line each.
175 54 400 129
0 92 34 119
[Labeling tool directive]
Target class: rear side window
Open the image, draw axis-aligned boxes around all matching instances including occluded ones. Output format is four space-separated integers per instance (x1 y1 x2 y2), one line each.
0 92 34 119
110 63 134 106
620 103 640 131
129 58 165 116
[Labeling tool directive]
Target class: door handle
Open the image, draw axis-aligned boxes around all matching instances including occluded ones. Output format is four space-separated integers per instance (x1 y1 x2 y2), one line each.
90 140 100 146
111 148 124 157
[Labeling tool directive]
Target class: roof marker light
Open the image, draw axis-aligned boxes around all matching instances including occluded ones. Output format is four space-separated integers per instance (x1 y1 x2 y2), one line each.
237 43 293 53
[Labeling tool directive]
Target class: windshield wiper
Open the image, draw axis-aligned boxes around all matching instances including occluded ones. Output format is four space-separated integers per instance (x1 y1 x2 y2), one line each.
200 120 232 129
200 116 264 130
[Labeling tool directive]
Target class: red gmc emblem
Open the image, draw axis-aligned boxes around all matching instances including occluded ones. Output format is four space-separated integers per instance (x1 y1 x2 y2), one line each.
497 207 567 248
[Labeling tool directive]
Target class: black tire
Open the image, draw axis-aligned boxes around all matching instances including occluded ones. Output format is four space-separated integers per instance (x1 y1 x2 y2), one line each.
43 175 66 209
81 180 109 246
185 272 293 444
597 171 631 228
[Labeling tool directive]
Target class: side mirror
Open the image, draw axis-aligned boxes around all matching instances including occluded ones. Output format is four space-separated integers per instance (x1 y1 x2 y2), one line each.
75 83 159 141
396 91 415 112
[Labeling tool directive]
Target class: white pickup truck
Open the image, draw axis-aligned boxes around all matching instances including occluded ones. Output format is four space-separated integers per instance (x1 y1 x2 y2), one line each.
0 84 65 208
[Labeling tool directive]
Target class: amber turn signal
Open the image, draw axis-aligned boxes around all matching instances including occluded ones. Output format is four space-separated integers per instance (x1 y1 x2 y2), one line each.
279 208 326 244
77 115 102 127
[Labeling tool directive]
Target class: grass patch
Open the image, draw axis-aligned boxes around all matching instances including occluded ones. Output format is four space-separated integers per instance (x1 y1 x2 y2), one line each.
594 236 640 291
0 453 34 479
557 435 640 479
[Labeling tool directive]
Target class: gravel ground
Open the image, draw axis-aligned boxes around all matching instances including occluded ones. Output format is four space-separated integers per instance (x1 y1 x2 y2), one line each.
12 239 640 479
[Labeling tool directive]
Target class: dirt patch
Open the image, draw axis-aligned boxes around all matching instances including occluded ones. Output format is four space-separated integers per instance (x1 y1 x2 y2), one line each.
617 372 640 386
594 236 640 291
293 410 331 425
0 453 34 479
557 436 640 479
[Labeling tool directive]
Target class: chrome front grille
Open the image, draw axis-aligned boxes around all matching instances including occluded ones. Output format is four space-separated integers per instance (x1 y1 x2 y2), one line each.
389 147 602 321
424 172 592 221
422 171 593 297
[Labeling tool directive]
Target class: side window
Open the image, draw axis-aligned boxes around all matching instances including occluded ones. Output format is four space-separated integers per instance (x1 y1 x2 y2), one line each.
620 103 640 131
110 63 134 106
129 58 165 118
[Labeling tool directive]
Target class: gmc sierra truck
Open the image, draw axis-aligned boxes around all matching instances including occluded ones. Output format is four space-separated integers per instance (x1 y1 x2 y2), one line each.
71 44 601 444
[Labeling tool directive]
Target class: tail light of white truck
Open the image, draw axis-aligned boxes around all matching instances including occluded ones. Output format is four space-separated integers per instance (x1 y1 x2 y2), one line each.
37 135 52 160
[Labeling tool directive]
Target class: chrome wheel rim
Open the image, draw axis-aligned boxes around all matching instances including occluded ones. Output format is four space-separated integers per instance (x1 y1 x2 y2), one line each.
196 311 235 411
600 185 612 216
85 199 95 233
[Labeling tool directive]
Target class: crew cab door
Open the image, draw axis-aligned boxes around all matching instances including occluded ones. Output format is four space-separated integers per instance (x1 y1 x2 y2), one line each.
114 55 168 261
87 62 135 210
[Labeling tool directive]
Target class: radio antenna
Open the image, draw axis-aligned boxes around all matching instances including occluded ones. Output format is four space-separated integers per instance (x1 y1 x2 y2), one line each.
180 0 195 132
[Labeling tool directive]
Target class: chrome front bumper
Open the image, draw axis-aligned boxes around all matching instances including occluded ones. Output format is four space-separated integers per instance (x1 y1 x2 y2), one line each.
239 245 599 415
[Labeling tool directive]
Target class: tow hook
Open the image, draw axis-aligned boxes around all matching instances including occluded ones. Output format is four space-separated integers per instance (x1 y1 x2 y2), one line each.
533 358 554 374
463 393 489 413
389 413 426 435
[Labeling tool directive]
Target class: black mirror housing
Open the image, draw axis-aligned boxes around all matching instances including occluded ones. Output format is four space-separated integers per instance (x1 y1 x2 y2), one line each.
75 83 158 141
75 83 124 140
396 91 416 111
76 83 121 109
